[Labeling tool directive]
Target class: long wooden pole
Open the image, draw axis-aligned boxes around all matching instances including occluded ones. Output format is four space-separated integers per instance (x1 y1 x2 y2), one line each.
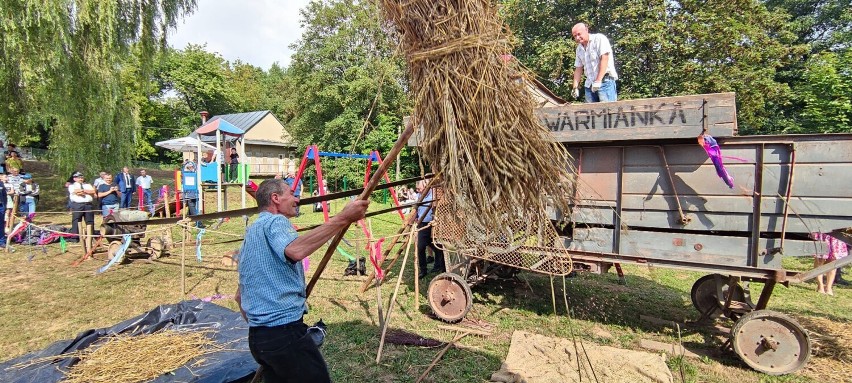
5 195 18 253
376 229 415 363
181 224 187 297
360 176 438 293
305 122 414 297
415 331 469 383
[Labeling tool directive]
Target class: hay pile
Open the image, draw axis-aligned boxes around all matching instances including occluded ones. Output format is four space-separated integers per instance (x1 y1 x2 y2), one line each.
14 329 222 383
379 0 573 233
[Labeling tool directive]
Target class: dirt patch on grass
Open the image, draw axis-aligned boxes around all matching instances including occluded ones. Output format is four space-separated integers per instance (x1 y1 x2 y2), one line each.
490 330 673 383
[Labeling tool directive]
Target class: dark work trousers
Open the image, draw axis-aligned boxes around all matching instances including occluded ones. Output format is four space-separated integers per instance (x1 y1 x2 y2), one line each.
229 163 238 181
417 221 445 275
248 321 331 383
183 196 205 228
120 189 133 208
69 202 94 241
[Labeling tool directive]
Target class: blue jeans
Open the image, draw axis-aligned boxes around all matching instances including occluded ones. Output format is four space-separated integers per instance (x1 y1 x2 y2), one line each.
102 203 119 216
141 188 153 212
19 198 36 214
585 77 617 102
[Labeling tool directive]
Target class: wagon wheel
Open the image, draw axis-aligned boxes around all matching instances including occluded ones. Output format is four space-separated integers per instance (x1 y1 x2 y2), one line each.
147 237 165 260
161 233 173 251
107 241 122 261
690 274 750 320
731 310 811 375
428 272 473 323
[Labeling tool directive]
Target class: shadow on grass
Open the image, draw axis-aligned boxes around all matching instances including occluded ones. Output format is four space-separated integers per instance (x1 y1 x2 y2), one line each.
323 320 503 383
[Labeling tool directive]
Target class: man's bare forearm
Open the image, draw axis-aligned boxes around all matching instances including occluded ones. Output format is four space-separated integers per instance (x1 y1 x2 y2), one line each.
284 216 352 261
573 67 583 88
596 54 609 82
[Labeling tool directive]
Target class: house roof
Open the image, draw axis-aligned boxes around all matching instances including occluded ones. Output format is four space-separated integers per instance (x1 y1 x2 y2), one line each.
244 139 294 148
208 110 274 132
194 118 245 137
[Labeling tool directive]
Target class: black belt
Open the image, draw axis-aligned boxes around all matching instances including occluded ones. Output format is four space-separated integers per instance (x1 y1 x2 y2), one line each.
250 317 305 331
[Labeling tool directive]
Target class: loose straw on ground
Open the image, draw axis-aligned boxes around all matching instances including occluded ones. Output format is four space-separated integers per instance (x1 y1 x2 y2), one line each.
12 329 222 383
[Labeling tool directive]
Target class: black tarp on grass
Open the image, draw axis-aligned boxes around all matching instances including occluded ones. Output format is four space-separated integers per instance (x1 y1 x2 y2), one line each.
0 300 257 383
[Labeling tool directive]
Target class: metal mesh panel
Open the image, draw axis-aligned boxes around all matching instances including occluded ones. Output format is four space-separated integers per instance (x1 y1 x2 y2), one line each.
432 189 573 276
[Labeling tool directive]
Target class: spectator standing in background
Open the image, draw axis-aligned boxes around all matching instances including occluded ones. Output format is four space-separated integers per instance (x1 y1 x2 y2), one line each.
5 152 23 174
0 174 7 236
17 173 39 215
415 180 445 278
116 167 134 208
0 140 5 174
97 174 120 216
68 172 96 243
93 171 108 188
136 169 154 213
229 148 240 182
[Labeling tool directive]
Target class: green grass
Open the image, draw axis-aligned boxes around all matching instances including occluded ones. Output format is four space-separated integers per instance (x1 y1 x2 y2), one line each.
1 161 850 382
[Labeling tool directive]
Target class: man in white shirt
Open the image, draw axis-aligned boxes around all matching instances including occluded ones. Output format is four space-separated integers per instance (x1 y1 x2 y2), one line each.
571 22 618 102
136 169 154 213
92 171 108 188
68 172 96 243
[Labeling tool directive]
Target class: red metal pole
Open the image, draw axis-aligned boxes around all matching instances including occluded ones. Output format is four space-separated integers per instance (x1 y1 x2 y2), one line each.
137 185 143 210
314 146 330 222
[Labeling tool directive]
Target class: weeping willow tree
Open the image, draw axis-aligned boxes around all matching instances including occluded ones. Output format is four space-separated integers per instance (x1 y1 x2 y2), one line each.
0 0 196 174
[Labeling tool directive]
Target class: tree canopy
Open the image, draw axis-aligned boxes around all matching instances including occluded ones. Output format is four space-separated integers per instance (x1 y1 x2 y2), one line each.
0 0 196 174
0 0 849 176
282 0 415 183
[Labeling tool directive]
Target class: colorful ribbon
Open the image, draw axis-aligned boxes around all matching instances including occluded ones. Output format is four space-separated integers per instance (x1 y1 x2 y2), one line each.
196 228 206 263
97 234 132 274
699 134 734 188
369 238 386 281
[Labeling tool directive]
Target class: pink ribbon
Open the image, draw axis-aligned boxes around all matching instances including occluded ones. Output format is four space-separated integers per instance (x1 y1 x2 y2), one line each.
369 238 386 281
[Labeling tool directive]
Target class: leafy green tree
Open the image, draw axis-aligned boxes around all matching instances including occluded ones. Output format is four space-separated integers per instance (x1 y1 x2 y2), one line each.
228 60 270 112
160 44 240 116
762 1 851 133
764 0 851 52
284 0 414 184
0 0 196 174
500 0 802 134
790 49 851 133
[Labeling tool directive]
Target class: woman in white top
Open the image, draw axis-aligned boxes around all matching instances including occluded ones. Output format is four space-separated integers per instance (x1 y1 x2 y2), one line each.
68 171 96 242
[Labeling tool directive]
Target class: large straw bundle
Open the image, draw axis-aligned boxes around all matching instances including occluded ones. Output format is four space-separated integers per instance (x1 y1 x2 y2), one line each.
379 0 573 232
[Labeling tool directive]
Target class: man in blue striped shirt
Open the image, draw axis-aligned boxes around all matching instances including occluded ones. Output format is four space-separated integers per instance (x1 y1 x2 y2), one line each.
236 178 368 383
415 180 445 279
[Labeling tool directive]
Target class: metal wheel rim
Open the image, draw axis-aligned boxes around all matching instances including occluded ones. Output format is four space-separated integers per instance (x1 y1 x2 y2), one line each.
731 310 811 375
149 237 164 260
106 241 122 261
427 272 472 323
690 274 746 319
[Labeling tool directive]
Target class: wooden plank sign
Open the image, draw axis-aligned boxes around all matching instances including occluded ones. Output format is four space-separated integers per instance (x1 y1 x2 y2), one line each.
535 92 737 143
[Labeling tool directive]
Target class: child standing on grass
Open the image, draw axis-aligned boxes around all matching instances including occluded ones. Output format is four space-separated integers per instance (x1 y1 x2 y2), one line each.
811 231 848 296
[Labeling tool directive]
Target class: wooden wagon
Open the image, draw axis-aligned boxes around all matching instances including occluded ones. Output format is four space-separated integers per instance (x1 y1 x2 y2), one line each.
101 210 171 261
424 93 852 375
